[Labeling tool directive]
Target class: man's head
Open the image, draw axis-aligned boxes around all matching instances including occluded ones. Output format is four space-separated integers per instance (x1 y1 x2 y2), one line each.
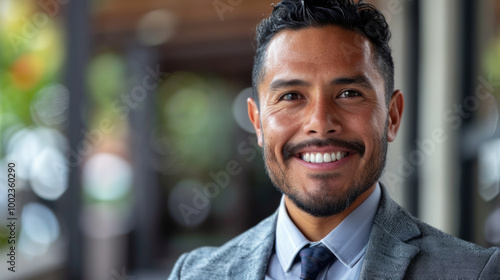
247 0 404 218
252 0 394 108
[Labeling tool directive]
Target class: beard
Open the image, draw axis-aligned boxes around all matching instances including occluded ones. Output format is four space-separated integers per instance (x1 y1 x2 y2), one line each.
263 123 388 218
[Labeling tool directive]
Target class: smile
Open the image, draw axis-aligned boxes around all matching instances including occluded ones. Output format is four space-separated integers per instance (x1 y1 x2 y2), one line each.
300 151 349 163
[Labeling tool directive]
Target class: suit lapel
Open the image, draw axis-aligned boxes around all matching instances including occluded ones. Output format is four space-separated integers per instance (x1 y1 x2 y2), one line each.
226 212 277 280
360 185 421 280
360 224 420 279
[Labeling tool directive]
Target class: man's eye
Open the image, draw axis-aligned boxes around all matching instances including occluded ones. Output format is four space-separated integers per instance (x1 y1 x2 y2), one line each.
280 92 301 101
339 90 361 98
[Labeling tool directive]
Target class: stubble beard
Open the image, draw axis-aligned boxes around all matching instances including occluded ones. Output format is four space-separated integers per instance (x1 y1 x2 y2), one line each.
263 124 388 218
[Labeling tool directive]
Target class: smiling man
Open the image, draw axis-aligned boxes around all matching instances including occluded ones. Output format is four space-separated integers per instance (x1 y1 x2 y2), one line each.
249 24 396 244
168 1 500 279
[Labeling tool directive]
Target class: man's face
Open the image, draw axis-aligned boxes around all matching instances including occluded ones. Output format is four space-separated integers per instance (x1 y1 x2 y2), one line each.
248 26 403 217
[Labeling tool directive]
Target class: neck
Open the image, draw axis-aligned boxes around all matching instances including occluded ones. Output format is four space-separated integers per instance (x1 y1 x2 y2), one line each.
284 184 376 242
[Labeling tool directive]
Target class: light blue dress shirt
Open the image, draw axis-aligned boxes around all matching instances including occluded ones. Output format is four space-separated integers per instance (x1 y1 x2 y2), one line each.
265 184 381 280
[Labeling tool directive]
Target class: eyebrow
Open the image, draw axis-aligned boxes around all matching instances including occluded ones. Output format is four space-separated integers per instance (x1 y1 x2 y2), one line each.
268 75 374 91
331 75 373 88
269 79 310 91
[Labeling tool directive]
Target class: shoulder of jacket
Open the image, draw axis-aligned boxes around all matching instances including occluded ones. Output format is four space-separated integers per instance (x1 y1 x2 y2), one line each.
169 212 277 279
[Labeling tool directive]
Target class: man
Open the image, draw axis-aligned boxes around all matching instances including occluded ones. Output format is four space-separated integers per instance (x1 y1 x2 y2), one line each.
168 0 500 279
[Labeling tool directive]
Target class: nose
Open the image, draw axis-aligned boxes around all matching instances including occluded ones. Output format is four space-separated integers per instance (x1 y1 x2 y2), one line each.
303 97 340 136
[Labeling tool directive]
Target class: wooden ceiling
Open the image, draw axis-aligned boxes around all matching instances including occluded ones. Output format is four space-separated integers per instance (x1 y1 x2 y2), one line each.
93 0 274 81
92 0 382 81
95 0 272 43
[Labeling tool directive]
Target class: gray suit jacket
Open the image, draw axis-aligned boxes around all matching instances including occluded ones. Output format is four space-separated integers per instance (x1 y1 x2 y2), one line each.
168 187 500 279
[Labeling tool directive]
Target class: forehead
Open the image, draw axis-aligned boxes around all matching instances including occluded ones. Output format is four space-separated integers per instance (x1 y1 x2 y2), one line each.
261 25 381 89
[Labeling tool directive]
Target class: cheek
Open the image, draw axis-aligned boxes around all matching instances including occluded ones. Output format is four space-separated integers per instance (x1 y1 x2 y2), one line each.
357 103 387 130
262 107 302 132
346 107 386 146
262 110 301 151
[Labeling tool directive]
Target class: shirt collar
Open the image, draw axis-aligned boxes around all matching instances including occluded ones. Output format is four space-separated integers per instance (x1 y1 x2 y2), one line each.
274 183 381 272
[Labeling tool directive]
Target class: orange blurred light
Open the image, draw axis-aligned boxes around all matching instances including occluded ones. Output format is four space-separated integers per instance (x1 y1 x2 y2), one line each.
10 54 44 90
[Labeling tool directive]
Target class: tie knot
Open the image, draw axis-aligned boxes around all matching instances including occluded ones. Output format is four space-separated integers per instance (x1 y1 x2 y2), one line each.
299 245 335 280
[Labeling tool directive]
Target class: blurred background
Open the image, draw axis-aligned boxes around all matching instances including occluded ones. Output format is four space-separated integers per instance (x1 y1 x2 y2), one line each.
0 0 500 279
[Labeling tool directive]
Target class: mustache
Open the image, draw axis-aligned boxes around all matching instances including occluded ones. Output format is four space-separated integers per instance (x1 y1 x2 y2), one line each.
282 138 365 161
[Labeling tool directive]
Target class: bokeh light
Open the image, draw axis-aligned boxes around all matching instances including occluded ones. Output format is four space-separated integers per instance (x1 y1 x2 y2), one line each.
10 53 44 90
19 202 60 256
82 153 133 201
478 139 500 202
166 87 211 136
30 146 68 200
30 83 69 128
0 1 9 17
6 127 67 186
87 53 126 107
158 72 234 172
136 9 178 46
232 87 255 134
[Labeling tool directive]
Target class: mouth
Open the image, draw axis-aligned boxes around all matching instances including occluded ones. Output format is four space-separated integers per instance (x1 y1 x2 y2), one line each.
299 151 350 163
283 138 364 169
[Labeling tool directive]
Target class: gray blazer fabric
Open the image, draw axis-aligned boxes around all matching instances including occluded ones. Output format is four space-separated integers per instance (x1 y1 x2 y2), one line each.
168 187 500 279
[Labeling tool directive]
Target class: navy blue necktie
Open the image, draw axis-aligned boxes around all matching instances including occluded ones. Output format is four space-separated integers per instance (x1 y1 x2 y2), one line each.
299 245 335 280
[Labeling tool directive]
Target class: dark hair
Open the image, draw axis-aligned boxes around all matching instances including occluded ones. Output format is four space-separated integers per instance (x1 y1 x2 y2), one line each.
252 0 394 107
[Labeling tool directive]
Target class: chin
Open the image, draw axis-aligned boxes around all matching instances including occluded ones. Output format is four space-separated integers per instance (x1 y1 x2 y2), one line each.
284 179 373 217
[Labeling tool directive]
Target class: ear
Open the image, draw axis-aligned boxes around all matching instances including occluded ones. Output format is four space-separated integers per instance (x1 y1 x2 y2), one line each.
387 90 404 142
247 97 263 147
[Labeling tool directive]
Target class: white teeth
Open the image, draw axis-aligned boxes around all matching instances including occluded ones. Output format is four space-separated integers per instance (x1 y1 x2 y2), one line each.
301 151 348 163
303 153 310 162
323 153 332 163
315 153 323 163
310 154 316 163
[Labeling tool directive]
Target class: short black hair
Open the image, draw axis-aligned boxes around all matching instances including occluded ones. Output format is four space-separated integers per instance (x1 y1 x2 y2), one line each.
252 0 394 108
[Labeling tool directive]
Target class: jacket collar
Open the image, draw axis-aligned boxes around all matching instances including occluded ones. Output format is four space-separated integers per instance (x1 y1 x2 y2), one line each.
226 184 422 280
226 212 278 279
